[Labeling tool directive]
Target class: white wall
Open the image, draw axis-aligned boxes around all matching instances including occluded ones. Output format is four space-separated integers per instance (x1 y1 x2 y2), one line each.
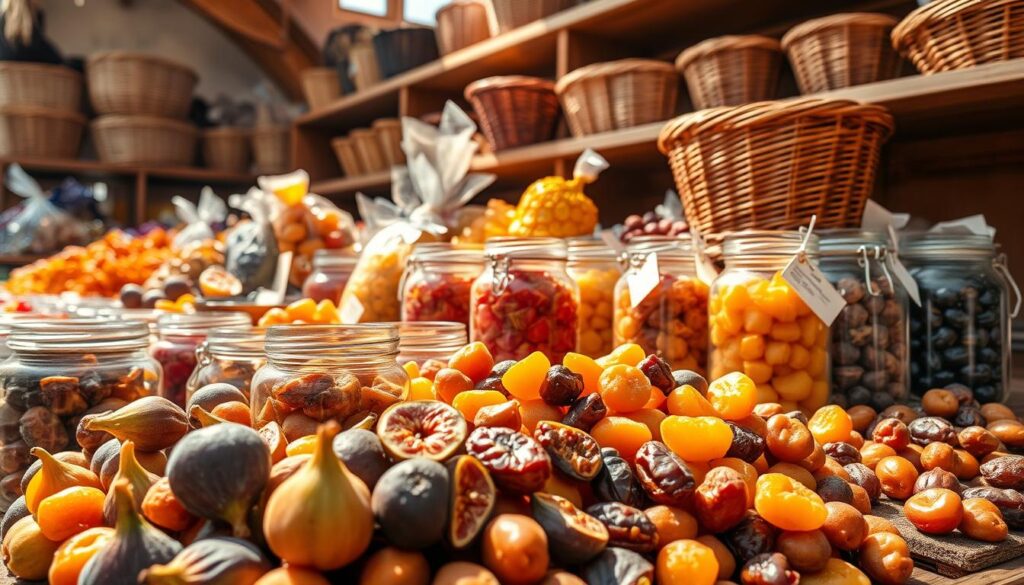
37 0 287 104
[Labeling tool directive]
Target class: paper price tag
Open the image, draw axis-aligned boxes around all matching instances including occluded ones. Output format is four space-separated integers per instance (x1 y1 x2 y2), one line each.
627 252 660 309
861 200 910 230
782 253 846 326
340 295 365 324
889 254 921 306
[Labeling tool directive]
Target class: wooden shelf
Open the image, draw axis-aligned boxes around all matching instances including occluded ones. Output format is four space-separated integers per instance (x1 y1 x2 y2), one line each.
0 157 255 184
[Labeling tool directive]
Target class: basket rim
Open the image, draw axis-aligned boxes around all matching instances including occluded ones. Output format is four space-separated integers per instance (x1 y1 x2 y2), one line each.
372 118 401 129
554 58 676 95
0 104 86 123
782 12 900 50
656 97 894 154
87 51 198 83
91 114 198 134
675 35 782 72
892 0 1016 52
465 75 556 100
0 61 82 79
204 127 251 137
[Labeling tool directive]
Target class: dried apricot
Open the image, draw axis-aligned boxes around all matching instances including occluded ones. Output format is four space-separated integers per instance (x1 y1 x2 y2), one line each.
590 416 652 462
519 400 563 434
449 342 495 383
754 473 827 532
661 416 732 462
765 414 814 462
47 527 114 585
562 352 603 396
706 372 757 421
36 486 105 541
502 352 550 401
656 539 719 585
820 501 868 551
435 369 475 404
452 391 507 424
876 456 919 500
599 365 652 414
859 532 914 585
666 385 719 417
644 505 697 544
905 488 962 534
808 405 853 445
695 535 735 580
596 343 645 368
801 558 870 585
960 497 1008 542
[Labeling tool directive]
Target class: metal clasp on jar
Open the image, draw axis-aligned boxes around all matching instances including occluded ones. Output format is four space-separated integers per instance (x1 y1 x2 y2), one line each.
489 255 512 295
858 245 893 297
185 341 211 396
994 253 1022 318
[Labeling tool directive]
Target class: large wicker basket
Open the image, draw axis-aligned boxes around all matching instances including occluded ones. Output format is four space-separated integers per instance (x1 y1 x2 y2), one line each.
783 13 902 94
657 99 894 234
555 59 677 137
301 67 341 110
436 0 491 55
331 136 364 176
350 128 388 173
203 127 251 173
93 115 197 165
372 118 404 167
0 106 85 158
465 76 560 151
87 52 197 118
251 126 290 174
0 62 82 112
490 0 577 33
675 35 783 110
892 0 1024 74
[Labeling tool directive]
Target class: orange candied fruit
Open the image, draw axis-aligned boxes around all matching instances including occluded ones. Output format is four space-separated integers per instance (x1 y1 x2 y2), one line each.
596 343 645 368
285 298 318 322
562 352 603 396
434 368 474 404
452 390 507 423
407 377 436 401
449 342 494 384
501 351 550 401
660 416 732 462
48 527 115 585
623 408 666 441
656 539 719 585
706 372 757 421
258 307 290 327
808 405 853 445
141 477 194 532
285 435 317 457
666 385 719 418
599 364 653 414
754 473 827 532
590 416 653 462
36 486 105 541
402 361 421 380
800 558 870 585
211 401 252 426
312 299 340 324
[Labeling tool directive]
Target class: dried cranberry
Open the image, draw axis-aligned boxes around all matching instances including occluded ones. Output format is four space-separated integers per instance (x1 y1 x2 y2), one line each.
637 355 673 394
539 365 583 406
562 393 607 432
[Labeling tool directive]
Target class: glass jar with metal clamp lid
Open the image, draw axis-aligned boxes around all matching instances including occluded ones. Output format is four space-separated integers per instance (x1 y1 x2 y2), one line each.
400 243 484 326
185 326 266 402
568 238 623 358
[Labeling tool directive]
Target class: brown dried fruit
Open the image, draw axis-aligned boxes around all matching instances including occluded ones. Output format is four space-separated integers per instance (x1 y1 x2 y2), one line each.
19 407 68 452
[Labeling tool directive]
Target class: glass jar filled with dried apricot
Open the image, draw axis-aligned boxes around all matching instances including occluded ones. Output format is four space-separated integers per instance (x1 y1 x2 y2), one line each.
301 249 359 304
901 232 1020 403
819 230 909 410
151 312 251 408
401 243 484 326
471 237 578 363
395 321 468 365
250 324 409 437
567 238 622 358
709 231 830 412
614 236 708 373
185 326 266 402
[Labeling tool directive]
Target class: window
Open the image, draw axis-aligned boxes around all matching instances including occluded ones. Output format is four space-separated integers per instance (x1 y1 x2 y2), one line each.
338 0 388 17
403 0 450 25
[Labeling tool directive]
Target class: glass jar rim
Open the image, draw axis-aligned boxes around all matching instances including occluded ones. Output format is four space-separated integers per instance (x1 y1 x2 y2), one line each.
394 321 467 354
819 229 889 256
626 235 693 260
721 230 819 258
409 242 484 265
8 319 150 353
567 238 619 261
485 237 567 260
312 248 360 270
264 323 399 362
157 311 251 336
899 231 995 259
207 326 266 357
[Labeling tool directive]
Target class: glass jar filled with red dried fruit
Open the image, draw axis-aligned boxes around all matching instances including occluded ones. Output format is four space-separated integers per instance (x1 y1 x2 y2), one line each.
471 237 578 363
614 236 708 373
568 238 623 358
0 319 160 508
301 249 359 304
396 321 468 365
152 312 251 408
250 324 409 437
401 243 484 326
186 326 266 402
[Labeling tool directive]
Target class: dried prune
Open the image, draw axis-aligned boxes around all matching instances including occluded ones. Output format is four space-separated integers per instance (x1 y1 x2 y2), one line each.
633 441 695 508
582 547 653 585
695 467 748 532
638 355 673 394
726 422 765 463
816 476 854 505
539 366 583 406
844 463 881 502
871 418 910 451
533 421 602 481
908 417 956 446
823 442 861 466
592 447 645 507
725 512 777 564
531 492 608 565
980 455 1024 490
962 486 1024 529
954 407 987 428
563 393 607 433
378 401 468 462
740 552 798 585
914 468 961 495
586 501 658 553
466 426 551 494
18 406 68 452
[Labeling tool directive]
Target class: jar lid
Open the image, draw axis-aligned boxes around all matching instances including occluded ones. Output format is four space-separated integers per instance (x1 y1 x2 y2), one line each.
409 243 484 265
9 319 151 353
626 235 693 259
484 237 567 260
395 321 468 354
264 323 399 361
900 232 995 258
312 249 360 270
207 326 266 357
567 238 619 261
721 230 819 258
0 313 59 337
819 229 889 255
157 311 251 336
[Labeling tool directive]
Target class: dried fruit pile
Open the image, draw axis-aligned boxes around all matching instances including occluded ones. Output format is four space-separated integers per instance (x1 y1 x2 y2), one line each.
5 340 1024 585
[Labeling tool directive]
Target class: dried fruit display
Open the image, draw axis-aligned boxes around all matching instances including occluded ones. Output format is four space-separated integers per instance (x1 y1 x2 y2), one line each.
401 243 483 326
257 298 342 327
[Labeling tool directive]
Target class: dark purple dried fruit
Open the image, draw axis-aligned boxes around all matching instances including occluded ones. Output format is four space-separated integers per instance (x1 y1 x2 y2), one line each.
816 476 854 505
592 447 645 508
914 468 962 495
844 463 881 502
727 422 765 463
563 393 607 433
725 512 777 564
672 370 707 395
908 416 956 446
980 455 1024 490
538 366 583 406
581 547 653 585
823 442 861 466
19 406 68 452
694 467 748 532
637 355 673 394
741 552 798 585
273 372 362 421
634 441 695 508
953 406 986 429
533 421 602 481
466 426 551 494
585 501 658 553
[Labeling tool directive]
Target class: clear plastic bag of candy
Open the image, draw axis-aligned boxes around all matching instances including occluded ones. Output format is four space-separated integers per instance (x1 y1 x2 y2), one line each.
226 187 280 294
171 187 227 250
0 163 88 255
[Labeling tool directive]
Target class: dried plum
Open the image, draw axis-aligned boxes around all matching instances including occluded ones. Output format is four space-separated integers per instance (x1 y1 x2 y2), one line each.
538 366 583 406
726 422 765 463
562 393 607 433
531 492 608 565
592 447 645 507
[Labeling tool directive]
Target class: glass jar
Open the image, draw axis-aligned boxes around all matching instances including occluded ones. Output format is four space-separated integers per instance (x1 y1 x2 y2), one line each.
401 243 484 326
901 232 1020 403
396 321 468 365
568 238 622 358
186 326 266 402
471 237 578 363
250 324 409 434
819 231 909 410
152 312 251 408
709 231 831 412
614 236 708 372
302 249 359 304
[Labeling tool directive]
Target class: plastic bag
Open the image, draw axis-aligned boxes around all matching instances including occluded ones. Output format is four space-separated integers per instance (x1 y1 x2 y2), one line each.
172 187 227 250
226 187 280 294
0 163 87 254
508 149 607 238
341 101 496 323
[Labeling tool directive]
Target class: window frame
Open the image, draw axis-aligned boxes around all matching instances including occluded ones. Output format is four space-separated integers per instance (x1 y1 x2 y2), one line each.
335 0 402 26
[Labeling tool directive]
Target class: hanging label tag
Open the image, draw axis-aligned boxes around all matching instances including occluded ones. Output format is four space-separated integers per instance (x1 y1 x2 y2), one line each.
861 200 910 230
627 253 660 309
340 294 365 324
889 254 921 307
930 214 995 238
782 253 846 326
690 229 718 285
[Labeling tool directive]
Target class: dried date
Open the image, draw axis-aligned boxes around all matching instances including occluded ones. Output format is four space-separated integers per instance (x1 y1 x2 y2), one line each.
562 393 607 433
586 501 658 553
980 455 1024 490
727 422 765 463
725 512 777 564
634 441 695 508
908 417 956 446
695 467 749 532
740 552 798 585
844 463 881 502
823 442 861 466
592 447 645 507
466 426 551 494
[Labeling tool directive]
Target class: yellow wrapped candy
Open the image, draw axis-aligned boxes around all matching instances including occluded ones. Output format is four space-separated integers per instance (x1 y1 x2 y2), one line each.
508 149 607 239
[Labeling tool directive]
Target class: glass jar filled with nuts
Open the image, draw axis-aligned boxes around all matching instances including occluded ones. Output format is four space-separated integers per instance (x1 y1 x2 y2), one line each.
185 326 266 402
709 231 830 413
819 230 909 411
401 243 484 326
301 249 359 304
901 232 1020 403
567 238 622 358
614 236 708 372
250 324 409 439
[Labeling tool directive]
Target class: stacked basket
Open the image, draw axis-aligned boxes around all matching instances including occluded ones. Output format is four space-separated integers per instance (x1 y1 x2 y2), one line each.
87 52 198 166
0 62 85 159
330 119 404 177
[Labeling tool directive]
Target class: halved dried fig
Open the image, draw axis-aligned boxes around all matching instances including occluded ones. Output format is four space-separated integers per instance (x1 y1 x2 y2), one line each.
534 421 603 481
466 426 551 494
448 455 496 549
377 400 468 461
531 492 608 565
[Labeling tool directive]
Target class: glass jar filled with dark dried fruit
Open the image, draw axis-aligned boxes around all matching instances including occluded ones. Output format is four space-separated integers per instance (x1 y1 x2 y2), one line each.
901 232 1021 403
819 230 909 410
395 321 467 366
0 319 160 506
185 326 266 402
401 243 484 326
301 249 359 304
151 312 251 408
250 324 409 438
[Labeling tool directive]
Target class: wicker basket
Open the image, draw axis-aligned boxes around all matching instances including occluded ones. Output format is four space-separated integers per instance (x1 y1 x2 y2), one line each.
0 62 82 112
203 127 251 173
783 13 902 94
350 128 388 173
555 59 677 137
490 0 577 33
251 126 291 174
465 76 560 151
657 98 894 234
892 0 1024 74
87 52 197 118
92 115 197 165
373 29 439 78
301 67 341 110
675 35 783 110
331 136 364 176
436 0 491 55
349 43 383 91
0 106 85 158
372 118 404 167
